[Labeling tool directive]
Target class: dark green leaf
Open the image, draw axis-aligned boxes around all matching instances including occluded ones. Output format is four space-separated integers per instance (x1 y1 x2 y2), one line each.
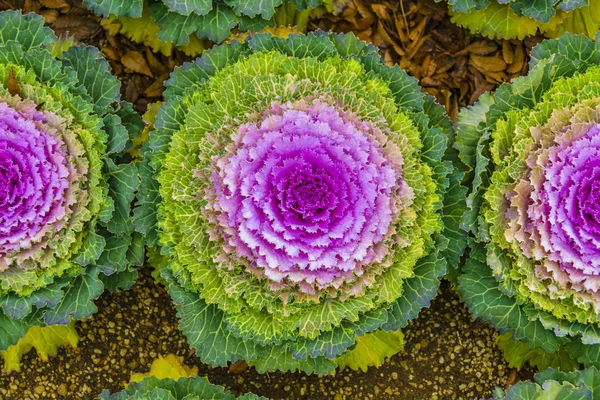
62 45 121 115
82 0 143 18
44 267 104 325
0 10 55 51
105 159 138 236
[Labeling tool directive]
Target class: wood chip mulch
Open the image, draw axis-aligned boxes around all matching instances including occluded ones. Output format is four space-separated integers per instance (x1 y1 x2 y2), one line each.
312 0 543 121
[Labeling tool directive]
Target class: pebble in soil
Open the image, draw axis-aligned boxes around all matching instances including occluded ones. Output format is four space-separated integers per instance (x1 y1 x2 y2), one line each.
0 270 513 399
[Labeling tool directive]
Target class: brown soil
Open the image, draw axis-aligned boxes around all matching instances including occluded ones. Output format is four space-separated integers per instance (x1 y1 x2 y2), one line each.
0 271 521 399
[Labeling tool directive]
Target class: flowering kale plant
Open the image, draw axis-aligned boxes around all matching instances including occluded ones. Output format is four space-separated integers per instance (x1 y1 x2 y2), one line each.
0 11 142 350
437 0 600 40
137 30 466 373
492 366 600 399
98 376 265 400
457 32 600 368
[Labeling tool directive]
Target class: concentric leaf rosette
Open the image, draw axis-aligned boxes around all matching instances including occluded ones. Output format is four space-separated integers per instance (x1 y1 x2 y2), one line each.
0 11 142 351
492 366 600 399
137 30 466 373
85 0 328 56
436 0 600 40
457 32 600 368
98 376 266 400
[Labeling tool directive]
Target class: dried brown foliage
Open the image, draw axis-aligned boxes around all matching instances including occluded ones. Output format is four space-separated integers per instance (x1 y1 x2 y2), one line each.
311 0 542 121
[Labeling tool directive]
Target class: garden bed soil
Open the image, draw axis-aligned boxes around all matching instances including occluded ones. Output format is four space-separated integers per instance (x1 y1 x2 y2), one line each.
0 271 520 399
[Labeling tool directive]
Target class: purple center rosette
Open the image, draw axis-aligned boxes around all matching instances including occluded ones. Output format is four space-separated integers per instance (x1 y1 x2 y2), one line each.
210 101 406 294
0 101 70 265
528 124 600 292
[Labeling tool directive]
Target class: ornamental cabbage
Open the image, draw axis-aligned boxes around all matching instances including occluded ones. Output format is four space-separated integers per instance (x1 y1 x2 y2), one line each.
136 31 466 373
492 366 600 399
457 32 600 369
85 0 328 56
98 376 265 400
0 11 142 351
436 0 600 40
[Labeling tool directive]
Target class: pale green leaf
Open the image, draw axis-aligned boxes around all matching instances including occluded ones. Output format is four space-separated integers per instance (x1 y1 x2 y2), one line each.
334 330 404 372
0 322 78 372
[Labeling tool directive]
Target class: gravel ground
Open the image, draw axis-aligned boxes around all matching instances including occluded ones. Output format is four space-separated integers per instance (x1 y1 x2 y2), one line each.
0 270 516 399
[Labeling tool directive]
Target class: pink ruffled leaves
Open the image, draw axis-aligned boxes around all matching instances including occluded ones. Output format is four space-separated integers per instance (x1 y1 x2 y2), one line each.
507 121 600 301
210 101 408 295
0 100 72 269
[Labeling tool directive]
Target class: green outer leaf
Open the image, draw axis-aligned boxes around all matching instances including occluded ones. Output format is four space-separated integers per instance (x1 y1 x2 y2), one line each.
496 332 580 372
99 267 139 292
83 0 143 18
458 242 566 354
96 234 132 275
510 0 556 23
43 267 105 325
0 10 55 50
134 143 161 246
290 325 356 360
61 45 121 115
104 113 129 154
248 346 336 374
238 15 274 32
163 0 213 15
193 4 240 44
0 43 76 90
0 281 69 320
492 366 600 399
334 329 404 372
224 0 283 19
0 311 39 350
97 376 267 400
421 98 468 268
382 252 446 331
74 230 106 266
164 269 262 367
127 232 146 267
105 159 139 236
115 102 144 143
